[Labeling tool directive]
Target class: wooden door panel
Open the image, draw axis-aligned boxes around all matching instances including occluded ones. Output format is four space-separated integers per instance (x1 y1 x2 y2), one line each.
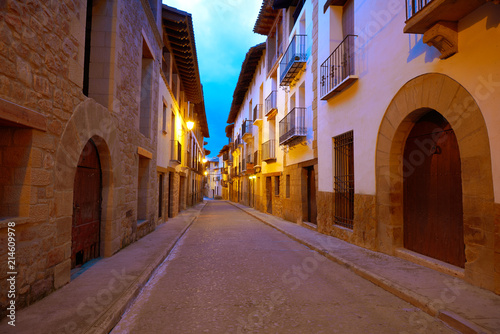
403 112 464 268
72 141 101 269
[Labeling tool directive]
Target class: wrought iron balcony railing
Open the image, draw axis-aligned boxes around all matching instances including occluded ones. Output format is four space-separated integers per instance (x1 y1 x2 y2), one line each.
406 0 433 20
262 139 276 161
253 104 263 123
279 107 307 145
246 153 254 164
242 120 253 138
170 140 182 163
280 34 307 86
265 90 277 117
234 134 242 147
320 35 357 100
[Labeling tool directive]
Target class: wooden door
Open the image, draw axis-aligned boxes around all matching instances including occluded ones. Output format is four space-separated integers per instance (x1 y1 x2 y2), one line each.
266 177 272 214
72 140 101 269
168 172 173 218
403 111 465 268
307 167 317 224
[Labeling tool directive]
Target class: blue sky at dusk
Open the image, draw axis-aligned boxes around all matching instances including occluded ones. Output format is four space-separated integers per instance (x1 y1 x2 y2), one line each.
163 0 265 158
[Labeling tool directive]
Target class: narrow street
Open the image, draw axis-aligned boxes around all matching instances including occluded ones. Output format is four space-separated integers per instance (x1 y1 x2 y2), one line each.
111 201 455 334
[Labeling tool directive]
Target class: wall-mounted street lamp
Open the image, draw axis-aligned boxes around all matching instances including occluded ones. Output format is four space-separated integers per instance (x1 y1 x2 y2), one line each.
202 158 207 163
186 120 195 131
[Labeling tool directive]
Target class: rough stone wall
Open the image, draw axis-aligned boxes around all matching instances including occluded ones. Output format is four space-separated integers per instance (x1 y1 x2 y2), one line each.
495 203 500 294
317 192 377 250
116 0 160 247
281 166 303 224
169 171 180 217
0 0 162 316
0 0 87 315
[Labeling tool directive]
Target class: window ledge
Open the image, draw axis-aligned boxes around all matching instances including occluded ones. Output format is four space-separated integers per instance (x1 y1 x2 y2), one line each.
321 75 358 101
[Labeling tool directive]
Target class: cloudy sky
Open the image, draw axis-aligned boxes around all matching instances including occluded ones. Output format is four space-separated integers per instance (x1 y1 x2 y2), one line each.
163 0 265 158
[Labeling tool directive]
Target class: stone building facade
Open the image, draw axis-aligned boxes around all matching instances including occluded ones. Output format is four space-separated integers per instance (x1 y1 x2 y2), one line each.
225 0 500 295
0 0 207 316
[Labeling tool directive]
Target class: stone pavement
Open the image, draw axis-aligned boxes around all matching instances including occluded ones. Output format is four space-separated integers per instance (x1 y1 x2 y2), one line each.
1 199 499 333
230 202 500 334
0 201 207 334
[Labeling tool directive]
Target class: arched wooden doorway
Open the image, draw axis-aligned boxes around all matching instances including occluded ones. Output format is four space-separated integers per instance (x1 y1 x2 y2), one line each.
403 110 465 267
72 139 102 268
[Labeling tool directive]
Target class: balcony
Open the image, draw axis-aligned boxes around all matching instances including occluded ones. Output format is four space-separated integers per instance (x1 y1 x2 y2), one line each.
280 34 307 86
170 140 182 163
265 90 278 118
234 134 242 148
253 104 263 125
404 0 492 58
241 159 246 173
222 152 229 161
279 107 307 146
242 120 253 141
320 35 358 100
223 167 228 174
253 150 262 167
262 139 276 162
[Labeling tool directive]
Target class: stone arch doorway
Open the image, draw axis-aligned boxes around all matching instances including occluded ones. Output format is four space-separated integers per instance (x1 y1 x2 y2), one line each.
376 73 495 288
53 99 119 286
72 139 102 268
403 110 465 268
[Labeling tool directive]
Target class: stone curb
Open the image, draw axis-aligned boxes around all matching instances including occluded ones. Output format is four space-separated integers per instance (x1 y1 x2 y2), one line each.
229 202 491 334
84 201 207 334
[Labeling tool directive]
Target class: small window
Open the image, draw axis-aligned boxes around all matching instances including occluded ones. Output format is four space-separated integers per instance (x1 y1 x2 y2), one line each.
275 176 280 196
286 174 290 198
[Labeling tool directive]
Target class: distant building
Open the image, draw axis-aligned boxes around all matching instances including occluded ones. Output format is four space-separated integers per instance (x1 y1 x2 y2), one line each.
206 157 222 199
225 0 500 295
0 0 208 316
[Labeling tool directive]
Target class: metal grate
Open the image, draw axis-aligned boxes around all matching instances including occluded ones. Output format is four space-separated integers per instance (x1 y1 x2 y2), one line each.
334 131 354 229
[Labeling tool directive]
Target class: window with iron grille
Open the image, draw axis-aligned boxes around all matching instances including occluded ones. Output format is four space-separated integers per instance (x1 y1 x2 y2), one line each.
333 131 354 229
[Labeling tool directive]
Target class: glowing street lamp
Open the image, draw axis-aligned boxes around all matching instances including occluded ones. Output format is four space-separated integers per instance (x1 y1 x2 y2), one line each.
202 158 207 163
186 120 194 131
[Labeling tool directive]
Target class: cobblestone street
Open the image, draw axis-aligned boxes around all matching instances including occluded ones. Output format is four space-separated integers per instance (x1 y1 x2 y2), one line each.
111 201 455 334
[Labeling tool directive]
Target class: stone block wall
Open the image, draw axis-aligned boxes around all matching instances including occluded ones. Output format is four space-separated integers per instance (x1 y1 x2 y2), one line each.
317 192 377 250
0 0 163 316
281 166 303 224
